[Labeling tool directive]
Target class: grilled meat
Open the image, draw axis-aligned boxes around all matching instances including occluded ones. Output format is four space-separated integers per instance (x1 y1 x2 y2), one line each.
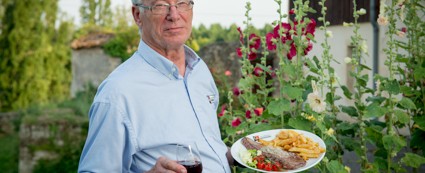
241 137 306 170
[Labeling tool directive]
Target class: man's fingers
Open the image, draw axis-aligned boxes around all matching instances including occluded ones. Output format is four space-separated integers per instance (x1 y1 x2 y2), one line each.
158 157 187 173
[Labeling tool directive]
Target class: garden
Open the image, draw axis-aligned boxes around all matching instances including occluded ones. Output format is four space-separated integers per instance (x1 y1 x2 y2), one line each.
0 0 424 172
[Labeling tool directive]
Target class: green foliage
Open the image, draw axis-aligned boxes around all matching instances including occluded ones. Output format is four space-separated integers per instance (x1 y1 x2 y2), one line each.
0 134 19 173
58 84 97 116
0 0 73 111
80 0 112 27
102 25 139 62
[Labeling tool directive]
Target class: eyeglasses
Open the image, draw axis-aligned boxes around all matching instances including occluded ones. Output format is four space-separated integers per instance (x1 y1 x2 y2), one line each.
134 1 194 15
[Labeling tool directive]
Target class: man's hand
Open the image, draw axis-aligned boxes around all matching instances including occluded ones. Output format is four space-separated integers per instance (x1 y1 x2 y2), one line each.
146 156 187 173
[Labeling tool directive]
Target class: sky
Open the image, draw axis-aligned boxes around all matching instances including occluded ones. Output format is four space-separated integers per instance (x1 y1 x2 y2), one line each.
58 0 288 28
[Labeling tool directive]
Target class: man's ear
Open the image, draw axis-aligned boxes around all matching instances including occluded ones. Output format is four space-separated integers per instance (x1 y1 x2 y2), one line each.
132 6 143 27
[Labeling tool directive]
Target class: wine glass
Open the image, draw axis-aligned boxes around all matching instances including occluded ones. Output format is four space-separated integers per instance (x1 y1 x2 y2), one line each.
176 142 203 173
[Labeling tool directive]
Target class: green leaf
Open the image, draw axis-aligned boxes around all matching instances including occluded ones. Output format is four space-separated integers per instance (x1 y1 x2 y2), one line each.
395 53 409 63
394 110 410 124
283 85 303 100
340 106 358 117
382 135 406 153
340 85 352 99
283 64 297 79
288 117 311 131
414 65 425 81
360 64 372 71
266 99 291 115
326 160 348 173
385 79 400 95
398 97 417 110
366 96 386 104
401 153 425 168
413 116 425 131
366 126 384 145
364 103 388 119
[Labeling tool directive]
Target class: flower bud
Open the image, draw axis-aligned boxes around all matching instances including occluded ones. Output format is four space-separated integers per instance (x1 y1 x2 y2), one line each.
357 8 367 15
344 57 352 64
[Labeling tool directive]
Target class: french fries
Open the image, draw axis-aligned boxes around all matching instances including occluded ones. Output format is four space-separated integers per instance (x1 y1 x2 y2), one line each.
258 130 326 160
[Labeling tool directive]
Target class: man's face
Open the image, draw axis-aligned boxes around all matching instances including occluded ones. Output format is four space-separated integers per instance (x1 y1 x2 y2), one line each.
133 0 193 51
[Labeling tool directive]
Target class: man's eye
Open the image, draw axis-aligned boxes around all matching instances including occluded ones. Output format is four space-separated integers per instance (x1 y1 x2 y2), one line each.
177 2 188 6
153 4 168 8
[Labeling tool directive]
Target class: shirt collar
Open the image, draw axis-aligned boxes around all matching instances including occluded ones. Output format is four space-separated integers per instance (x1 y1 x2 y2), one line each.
136 40 201 80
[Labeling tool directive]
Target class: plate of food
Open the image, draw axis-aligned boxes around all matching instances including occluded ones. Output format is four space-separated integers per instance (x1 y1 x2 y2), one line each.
231 129 326 173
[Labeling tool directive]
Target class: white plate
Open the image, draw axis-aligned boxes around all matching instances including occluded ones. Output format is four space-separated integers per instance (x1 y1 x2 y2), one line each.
231 129 326 173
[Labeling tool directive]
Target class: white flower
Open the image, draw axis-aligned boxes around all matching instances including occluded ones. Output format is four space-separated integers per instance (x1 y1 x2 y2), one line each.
344 57 352 64
325 31 333 38
307 92 327 113
361 40 368 54
358 8 367 15
377 14 389 26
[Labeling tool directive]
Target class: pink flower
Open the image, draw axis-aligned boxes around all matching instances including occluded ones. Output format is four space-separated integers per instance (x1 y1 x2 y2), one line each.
232 118 242 127
248 52 257 61
289 9 295 15
401 27 407 33
266 33 277 51
236 48 243 58
249 33 261 50
224 70 232 76
218 104 227 117
254 107 264 116
237 27 244 43
305 19 316 37
273 23 292 43
245 110 252 119
304 42 313 55
268 67 277 78
287 44 297 60
233 87 241 96
253 67 263 77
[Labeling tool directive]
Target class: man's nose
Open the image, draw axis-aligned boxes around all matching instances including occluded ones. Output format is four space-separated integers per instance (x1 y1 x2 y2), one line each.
166 6 180 21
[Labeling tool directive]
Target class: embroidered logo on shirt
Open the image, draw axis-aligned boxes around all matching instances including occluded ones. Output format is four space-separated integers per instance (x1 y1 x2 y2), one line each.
207 95 215 104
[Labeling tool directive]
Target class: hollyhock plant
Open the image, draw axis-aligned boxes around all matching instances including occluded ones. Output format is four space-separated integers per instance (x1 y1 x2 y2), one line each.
220 0 425 172
231 118 241 127
254 107 264 116
232 87 241 96
245 110 252 119
253 67 263 77
236 48 243 57
218 104 226 117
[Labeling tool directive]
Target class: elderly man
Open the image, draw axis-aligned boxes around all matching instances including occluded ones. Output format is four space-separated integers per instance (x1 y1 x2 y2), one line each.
78 0 233 172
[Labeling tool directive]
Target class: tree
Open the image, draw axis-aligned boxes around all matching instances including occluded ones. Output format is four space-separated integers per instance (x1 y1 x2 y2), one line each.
0 0 73 111
80 0 112 27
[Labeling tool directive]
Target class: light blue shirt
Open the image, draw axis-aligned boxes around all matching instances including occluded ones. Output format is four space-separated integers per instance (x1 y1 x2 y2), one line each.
78 40 231 173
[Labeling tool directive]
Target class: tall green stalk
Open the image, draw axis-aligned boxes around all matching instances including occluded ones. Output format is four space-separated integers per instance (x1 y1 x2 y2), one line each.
351 0 369 168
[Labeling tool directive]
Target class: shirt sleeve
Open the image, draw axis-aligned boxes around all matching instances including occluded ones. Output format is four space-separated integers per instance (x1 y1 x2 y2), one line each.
78 102 136 172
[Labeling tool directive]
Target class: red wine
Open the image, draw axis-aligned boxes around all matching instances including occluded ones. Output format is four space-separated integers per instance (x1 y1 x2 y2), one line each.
178 161 202 173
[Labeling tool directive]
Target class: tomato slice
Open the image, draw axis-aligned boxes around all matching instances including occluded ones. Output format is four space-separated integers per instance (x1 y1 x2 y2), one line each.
273 162 282 171
264 162 272 171
257 162 265 169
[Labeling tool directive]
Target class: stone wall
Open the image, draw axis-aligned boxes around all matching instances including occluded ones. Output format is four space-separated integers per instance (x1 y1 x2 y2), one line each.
71 48 121 97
